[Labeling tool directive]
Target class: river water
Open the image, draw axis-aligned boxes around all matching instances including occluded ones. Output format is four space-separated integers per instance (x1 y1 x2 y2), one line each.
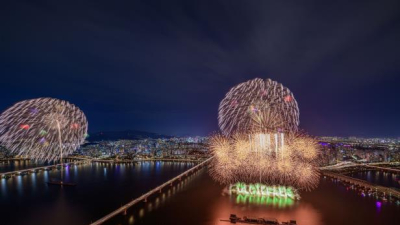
105 169 400 225
348 170 400 189
0 161 399 225
0 161 195 225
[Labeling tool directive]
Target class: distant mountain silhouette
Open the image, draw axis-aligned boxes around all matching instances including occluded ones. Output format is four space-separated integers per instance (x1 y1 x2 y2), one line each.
88 130 173 141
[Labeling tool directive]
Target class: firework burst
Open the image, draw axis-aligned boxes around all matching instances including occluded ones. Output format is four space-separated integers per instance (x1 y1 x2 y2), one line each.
218 78 299 136
211 78 320 193
209 133 320 191
0 98 88 161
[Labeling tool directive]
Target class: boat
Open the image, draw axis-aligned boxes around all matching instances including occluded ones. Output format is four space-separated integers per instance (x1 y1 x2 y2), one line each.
223 214 296 224
46 179 77 187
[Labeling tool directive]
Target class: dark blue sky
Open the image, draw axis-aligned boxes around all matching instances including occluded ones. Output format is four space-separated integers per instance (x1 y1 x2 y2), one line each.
1 0 400 137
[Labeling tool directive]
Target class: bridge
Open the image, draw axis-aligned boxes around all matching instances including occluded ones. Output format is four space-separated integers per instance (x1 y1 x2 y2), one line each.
322 171 400 198
0 157 206 179
0 158 30 162
364 165 400 174
89 157 213 225
0 159 91 178
320 162 400 174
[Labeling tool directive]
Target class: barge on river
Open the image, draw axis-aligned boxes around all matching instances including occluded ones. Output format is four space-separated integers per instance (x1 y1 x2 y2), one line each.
221 214 297 225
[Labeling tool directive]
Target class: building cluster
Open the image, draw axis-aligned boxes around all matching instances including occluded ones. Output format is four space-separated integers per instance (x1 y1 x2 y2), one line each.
74 136 210 160
2 135 400 164
319 136 400 145
318 137 400 166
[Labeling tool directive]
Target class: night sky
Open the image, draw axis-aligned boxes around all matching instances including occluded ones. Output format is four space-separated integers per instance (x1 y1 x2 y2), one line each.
1 0 400 137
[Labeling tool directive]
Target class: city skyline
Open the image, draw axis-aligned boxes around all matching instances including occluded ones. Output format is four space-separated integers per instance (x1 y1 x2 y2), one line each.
2 0 400 137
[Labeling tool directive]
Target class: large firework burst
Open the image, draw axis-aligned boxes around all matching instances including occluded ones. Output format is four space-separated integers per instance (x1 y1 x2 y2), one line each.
218 78 299 136
211 78 320 193
209 133 320 191
0 98 88 161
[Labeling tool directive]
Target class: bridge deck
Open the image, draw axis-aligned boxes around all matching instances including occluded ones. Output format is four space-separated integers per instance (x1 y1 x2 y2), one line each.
0 160 91 177
0 158 203 177
364 165 400 173
320 162 400 174
322 171 400 198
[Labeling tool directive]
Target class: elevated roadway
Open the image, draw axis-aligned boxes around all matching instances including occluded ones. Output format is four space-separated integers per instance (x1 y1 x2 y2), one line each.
0 159 91 178
322 171 400 198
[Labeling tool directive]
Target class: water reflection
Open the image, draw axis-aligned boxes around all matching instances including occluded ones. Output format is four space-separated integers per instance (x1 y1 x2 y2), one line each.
4 162 398 225
74 165 78 178
43 171 49 182
108 169 400 225
155 161 161 174
207 185 320 224
31 173 36 192
128 215 134 225
1 178 6 194
349 170 400 189
138 208 144 218
0 161 195 225
233 194 295 208
325 175 400 205
16 176 23 196
114 169 202 225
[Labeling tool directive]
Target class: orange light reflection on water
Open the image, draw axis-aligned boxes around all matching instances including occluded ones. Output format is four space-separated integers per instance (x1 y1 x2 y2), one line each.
210 192 323 225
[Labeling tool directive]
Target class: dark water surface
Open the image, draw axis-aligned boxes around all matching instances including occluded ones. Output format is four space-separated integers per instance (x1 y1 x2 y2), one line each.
0 161 195 225
348 170 400 189
107 169 400 225
1 161 400 225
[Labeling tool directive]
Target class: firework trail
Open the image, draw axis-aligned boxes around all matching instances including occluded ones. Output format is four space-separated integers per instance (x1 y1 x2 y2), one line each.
218 78 299 136
0 98 88 161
